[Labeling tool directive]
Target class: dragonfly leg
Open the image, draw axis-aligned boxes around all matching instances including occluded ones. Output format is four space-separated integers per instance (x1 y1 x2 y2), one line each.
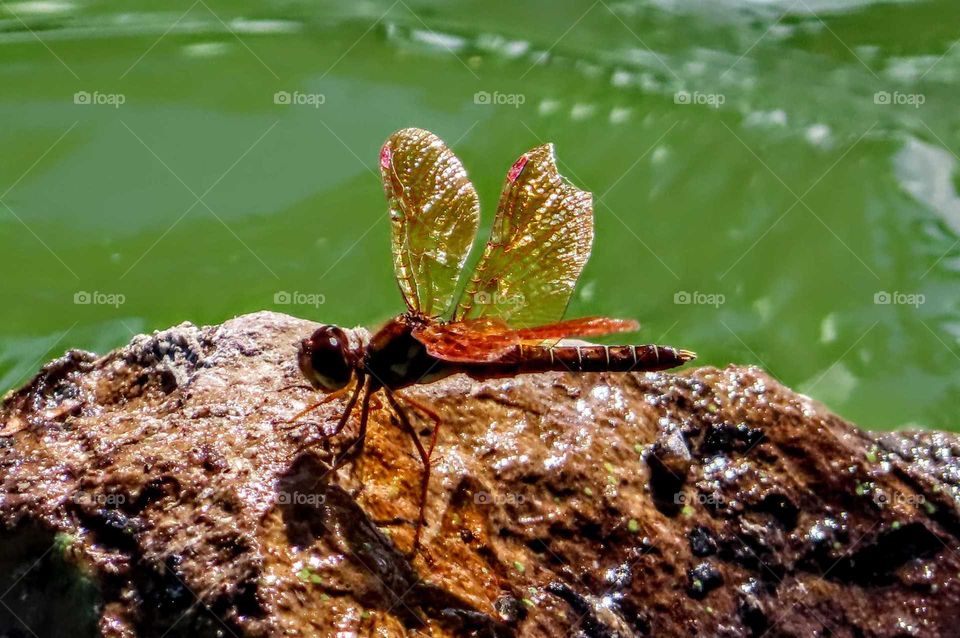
286 383 351 425
394 391 443 459
384 387 430 556
331 379 373 471
291 374 366 460
325 372 366 439
395 392 441 427
277 382 316 393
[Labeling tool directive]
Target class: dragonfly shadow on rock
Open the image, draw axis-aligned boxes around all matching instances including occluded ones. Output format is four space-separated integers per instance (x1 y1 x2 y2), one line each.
276 454 515 636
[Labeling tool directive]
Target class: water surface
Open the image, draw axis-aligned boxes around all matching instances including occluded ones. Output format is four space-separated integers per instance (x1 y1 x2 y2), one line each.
1 0 958 430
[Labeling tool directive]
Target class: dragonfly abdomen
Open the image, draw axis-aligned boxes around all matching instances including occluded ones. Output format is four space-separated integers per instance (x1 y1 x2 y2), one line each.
469 343 695 378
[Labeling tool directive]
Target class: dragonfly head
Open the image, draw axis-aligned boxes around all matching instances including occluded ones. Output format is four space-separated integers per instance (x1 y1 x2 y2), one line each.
298 325 359 391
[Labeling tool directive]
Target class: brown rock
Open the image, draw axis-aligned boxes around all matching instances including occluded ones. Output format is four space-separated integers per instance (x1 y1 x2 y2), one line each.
1 311 958 637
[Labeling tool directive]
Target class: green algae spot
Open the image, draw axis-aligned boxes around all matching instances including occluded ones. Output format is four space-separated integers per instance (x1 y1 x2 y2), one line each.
54 532 77 556
297 567 323 584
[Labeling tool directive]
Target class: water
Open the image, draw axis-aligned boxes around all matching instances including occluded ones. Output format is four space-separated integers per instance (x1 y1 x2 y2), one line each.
0 0 957 431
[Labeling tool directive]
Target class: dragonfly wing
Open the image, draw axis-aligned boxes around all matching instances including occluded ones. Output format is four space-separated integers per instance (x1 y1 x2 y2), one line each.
381 128 480 318
513 316 638 346
453 143 593 327
412 316 637 364
412 317 518 363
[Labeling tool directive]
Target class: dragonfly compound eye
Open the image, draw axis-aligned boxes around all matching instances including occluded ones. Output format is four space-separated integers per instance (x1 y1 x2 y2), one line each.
298 326 352 391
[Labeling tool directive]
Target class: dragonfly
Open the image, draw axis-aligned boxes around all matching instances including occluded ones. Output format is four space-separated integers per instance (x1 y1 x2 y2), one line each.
293 128 695 554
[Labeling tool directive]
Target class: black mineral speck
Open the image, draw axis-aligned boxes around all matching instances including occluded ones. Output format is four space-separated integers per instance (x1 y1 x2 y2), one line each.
687 561 723 599
604 562 633 589
688 526 717 557
494 595 525 623
738 578 769 633
701 422 765 455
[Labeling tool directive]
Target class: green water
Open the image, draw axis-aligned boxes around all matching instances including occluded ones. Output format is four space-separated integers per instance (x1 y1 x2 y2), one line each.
0 0 957 430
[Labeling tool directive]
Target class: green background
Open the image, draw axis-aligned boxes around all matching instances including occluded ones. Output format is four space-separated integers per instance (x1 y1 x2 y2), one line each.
0 0 957 430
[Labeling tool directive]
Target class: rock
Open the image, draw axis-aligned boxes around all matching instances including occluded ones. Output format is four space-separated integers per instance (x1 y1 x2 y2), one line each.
1 311 959 637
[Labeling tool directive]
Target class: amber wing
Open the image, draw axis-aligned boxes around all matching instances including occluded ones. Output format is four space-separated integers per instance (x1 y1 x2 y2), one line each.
411 317 519 363
413 316 638 363
380 128 480 318
453 143 593 327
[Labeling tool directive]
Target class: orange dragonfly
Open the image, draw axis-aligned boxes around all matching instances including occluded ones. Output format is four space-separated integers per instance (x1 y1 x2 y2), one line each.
294 128 695 553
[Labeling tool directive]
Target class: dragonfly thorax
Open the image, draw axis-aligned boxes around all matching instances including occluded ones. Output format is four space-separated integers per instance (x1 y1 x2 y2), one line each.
363 315 453 391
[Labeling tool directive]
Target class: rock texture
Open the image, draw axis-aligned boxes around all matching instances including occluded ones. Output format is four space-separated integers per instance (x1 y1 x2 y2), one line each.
1 311 959 637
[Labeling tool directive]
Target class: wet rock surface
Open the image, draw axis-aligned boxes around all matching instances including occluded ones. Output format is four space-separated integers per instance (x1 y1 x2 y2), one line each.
1 311 959 637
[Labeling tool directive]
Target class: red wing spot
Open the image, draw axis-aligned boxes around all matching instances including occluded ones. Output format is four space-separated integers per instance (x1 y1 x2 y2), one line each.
507 155 529 182
380 144 392 170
